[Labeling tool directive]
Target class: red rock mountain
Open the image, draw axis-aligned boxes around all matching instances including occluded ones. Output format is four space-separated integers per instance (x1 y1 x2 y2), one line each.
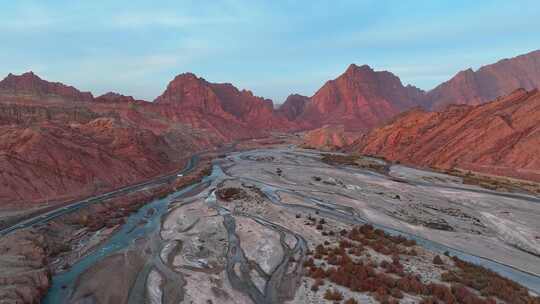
0 118 178 206
291 50 540 133
4 48 540 205
0 73 217 207
295 64 424 131
0 70 305 207
425 50 540 110
154 73 298 139
95 92 137 103
353 89 540 182
0 72 93 102
278 94 310 120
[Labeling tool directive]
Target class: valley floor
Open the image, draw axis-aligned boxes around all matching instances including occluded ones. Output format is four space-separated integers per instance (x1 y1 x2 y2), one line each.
3 146 540 304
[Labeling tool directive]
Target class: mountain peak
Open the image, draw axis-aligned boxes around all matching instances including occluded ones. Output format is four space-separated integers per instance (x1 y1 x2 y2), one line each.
357 88 540 182
343 64 374 76
95 92 137 103
300 63 424 131
279 94 310 120
3 71 42 83
0 72 93 102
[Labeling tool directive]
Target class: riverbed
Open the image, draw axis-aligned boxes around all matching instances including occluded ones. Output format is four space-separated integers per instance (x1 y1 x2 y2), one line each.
45 147 540 303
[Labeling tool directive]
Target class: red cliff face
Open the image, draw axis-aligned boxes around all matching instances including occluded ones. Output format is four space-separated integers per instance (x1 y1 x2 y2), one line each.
154 73 236 119
278 94 310 120
0 72 94 102
293 50 540 133
297 64 424 131
4 48 540 205
426 50 540 110
154 73 298 139
95 92 137 103
302 125 363 151
354 89 540 182
0 118 179 206
0 73 218 207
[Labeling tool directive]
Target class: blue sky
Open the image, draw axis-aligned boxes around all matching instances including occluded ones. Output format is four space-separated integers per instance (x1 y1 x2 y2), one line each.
1 1 539 103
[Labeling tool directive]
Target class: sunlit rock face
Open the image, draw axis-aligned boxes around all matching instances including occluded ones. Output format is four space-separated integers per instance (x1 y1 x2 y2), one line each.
0 73 216 207
353 88 540 182
302 124 363 151
0 71 94 102
278 94 310 121
295 64 425 131
154 72 301 139
425 50 540 110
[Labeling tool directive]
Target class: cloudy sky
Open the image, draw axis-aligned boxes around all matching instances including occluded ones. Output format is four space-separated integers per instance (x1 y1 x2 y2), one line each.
1 0 539 103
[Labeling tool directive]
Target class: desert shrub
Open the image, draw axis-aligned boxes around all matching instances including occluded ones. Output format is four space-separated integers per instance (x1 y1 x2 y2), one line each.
309 266 327 279
420 297 437 304
216 187 247 201
311 278 324 292
324 288 344 301
304 224 540 304
344 298 358 304
403 239 417 247
315 244 327 255
339 239 353 249
396 275 426 295
443 257 540 304
303 258 315 268
390 288 403 299
426 283 455 303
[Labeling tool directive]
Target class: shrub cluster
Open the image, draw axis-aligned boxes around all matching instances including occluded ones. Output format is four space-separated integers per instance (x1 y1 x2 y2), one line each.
442 256 540 304
303 224 540 304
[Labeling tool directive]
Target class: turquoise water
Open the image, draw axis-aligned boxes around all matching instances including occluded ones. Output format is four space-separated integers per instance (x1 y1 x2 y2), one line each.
42 181 202 304
41 158 540 302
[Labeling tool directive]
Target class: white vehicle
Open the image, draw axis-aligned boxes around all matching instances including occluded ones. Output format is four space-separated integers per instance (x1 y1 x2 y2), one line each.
177 173 183 177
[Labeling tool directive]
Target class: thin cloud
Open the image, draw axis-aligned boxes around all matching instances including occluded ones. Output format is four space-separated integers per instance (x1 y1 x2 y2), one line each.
111 12 240 29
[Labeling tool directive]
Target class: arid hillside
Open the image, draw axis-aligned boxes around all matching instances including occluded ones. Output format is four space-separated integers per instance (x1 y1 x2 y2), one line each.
425 50 540 110
352 89 540 182
292 64 424 131
0 73 219 207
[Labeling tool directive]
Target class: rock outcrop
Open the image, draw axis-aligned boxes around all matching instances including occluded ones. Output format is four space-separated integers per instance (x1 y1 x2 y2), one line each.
94 92 137 103
0 73 218 208
0 230 51 303
295 64 425 131
278 94 310 120
302 125 362 151
0 72 93 103
353 89 540 181
154 73 298 138
0 116 182 207
425 50 540 110
3 48 540 205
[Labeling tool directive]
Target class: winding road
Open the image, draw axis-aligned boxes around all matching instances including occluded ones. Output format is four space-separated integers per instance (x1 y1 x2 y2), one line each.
0 155 199 237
